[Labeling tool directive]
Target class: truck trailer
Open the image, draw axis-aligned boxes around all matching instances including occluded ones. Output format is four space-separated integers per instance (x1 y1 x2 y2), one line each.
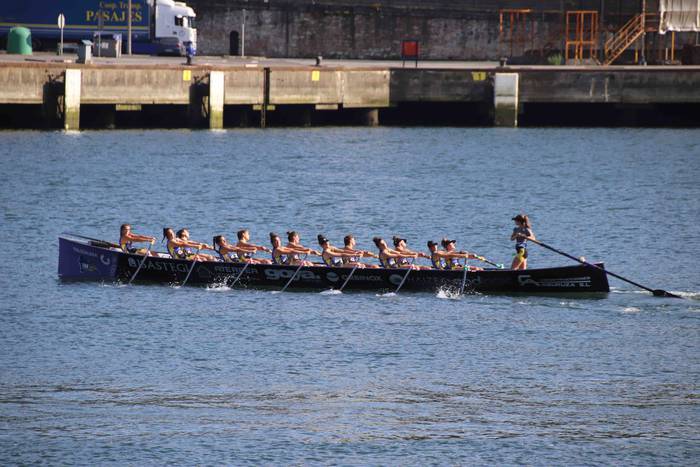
0 0 196 55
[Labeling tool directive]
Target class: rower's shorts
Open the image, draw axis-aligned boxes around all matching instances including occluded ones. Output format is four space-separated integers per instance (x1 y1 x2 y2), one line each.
515 246 528 259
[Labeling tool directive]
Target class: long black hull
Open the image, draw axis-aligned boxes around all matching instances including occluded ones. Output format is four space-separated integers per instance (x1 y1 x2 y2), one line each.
58 235 610 295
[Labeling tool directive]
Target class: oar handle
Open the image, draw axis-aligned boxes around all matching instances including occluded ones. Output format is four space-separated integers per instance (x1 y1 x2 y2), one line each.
471 253 503 269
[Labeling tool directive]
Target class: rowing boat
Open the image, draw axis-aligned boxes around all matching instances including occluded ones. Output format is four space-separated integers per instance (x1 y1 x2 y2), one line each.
58 234 611 294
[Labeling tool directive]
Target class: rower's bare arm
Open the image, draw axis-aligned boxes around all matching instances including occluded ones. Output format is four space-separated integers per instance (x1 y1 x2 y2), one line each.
406 248 429 258
240 241 271 252
383 249 406 258
127 232 156 243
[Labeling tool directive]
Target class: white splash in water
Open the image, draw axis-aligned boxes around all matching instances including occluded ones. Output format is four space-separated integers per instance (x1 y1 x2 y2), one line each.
377 292 397 298
436 288 462 300
320 289 342 295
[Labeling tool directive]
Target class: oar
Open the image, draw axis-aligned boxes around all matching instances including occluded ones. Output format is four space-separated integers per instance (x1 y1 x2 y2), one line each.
459 262 470 295
473 254 504 269
64 232 121 249
127 242 153 285
180 247 202 287
280 254 308 293
393 257 415 294
338 264 359 292
229 261 251 288
530 238 682 299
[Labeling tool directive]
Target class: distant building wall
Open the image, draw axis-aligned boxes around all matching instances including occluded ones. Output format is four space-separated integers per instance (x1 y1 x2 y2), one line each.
188 0 691 61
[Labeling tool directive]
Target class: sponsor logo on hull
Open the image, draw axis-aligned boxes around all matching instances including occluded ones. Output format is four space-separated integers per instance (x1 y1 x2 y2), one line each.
518 275 592 288
264 269 321 281
213 264 259 276
326 272 340 283
127 257 189 273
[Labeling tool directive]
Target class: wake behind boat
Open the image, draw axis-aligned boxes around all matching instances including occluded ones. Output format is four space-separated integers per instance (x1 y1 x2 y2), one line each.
58 234 611 295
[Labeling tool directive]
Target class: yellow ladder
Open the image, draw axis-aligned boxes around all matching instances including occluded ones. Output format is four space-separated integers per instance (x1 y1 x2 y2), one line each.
604 14 645 65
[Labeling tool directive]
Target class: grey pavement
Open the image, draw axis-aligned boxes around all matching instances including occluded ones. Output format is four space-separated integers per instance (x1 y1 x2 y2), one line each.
2 51 699 70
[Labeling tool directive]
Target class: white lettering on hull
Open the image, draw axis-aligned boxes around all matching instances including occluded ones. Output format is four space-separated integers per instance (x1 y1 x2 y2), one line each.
518 275 592 288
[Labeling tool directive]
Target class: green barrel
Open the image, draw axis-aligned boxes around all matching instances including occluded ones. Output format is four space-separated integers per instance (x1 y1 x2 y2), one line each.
7 27 33 55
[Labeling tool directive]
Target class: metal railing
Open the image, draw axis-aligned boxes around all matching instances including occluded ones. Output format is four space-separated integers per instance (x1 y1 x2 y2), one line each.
604 13 644 65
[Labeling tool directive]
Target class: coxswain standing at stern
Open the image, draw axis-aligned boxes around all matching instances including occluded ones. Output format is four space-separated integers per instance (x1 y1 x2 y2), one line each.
119 224 157 256
510 214 536 270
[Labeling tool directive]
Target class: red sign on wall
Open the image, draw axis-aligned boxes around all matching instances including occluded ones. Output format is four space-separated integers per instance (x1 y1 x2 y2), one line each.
401 40 419 59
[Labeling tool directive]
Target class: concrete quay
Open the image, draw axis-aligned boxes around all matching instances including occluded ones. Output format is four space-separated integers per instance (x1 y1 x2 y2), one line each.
1 56 699 129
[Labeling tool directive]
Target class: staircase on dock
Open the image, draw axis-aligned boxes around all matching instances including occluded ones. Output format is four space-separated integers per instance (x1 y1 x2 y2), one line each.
604 13 657 65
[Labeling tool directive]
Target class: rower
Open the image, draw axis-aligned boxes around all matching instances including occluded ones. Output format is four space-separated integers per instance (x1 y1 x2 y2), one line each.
213 235 261 263
373 237 418 269
285 231 320 266
441 238 482 271
119 224 157 256
269 232 312 265
427 241 447 269
177 229 217 262
340 234 379 269
235 229 272 264
163 227 205 260
393 236 431 270
317 235 347 267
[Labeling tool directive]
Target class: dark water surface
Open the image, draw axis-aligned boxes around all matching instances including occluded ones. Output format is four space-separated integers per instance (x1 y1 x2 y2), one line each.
1 128 699 464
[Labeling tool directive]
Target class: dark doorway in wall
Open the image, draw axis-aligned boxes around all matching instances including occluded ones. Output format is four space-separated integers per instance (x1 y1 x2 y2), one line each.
229 31 239 56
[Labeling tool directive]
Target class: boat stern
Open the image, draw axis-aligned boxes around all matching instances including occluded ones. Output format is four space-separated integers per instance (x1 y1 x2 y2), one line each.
58 236 120 281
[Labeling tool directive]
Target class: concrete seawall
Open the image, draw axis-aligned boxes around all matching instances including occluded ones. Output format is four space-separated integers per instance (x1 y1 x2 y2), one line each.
1 62 700 129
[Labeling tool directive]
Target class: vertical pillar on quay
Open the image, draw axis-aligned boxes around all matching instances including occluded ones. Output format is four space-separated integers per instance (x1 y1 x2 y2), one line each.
209 71 224 129
261 67 271 129
64 69 81 130
362 108 379 127
494 72 519 127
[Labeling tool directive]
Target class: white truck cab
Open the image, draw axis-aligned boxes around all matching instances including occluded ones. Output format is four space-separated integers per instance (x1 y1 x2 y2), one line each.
154 0 197 49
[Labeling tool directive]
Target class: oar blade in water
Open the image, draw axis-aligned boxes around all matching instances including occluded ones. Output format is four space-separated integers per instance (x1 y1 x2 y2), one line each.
653 289 682 299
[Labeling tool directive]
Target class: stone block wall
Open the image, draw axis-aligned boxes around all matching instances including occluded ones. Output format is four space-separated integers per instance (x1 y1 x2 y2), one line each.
189 0 669 60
